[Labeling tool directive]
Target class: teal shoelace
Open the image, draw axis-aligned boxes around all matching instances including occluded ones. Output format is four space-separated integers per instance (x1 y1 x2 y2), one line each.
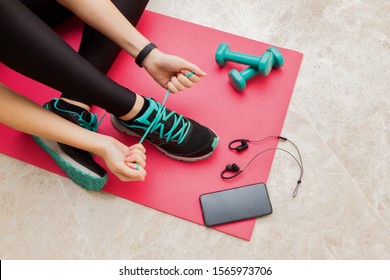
79 112 105 132
135 72 195 171
138 72 195 145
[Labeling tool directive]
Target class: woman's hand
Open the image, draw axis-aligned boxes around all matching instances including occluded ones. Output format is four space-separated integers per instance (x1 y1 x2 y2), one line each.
142 49 207 93
98 137 146 182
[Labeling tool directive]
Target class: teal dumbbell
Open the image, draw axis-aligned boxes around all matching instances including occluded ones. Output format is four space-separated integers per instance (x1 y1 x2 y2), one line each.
265 46 284 69
228 51 276 92
216 43 284 76
228 66 259 92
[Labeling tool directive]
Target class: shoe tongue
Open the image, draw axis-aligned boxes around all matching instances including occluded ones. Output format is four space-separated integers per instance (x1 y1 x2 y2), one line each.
133 98 160 127
80 111 93 124
127 97 190 144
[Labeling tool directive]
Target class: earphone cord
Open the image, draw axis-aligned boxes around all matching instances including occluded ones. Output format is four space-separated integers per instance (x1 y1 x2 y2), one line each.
287 139 304 197
248 135 280 144
243 137 304 198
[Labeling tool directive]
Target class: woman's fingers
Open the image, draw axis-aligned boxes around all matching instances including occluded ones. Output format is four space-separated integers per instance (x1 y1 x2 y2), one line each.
171 76 185 92
167 72 198 93
167 81 178 93
129 143 146 153
117 163 146 181
127 146 146 161
125 152 146 169
125 162 146 176
181 62 207 78
177 73 193 88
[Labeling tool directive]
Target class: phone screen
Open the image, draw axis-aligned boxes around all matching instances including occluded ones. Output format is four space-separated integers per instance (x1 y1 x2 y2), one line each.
199 182 272 227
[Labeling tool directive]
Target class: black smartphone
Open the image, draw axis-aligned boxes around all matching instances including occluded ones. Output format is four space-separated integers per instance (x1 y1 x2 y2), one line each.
199 182 272 227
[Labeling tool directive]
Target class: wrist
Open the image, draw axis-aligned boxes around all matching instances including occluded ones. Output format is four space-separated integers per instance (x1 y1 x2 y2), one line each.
88 133 112 158
135 42 158 68
142 48 162 69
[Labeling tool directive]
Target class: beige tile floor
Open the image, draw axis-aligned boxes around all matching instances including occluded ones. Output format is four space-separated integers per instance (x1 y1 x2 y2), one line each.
1 0 389 259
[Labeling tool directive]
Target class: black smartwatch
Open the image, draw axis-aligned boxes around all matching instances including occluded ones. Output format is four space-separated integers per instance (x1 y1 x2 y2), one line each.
135 43 157 68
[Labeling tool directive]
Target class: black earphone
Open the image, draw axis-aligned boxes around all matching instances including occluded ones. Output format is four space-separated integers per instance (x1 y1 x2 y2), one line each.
223 163 243 178
221 136 304 198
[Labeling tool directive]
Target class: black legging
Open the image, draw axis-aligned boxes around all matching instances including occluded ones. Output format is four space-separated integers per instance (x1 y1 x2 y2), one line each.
0 0 149 116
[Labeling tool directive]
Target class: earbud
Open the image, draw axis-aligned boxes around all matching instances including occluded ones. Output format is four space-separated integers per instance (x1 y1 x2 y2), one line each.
228 139 249 152
226 163 240 172
221 163 243 179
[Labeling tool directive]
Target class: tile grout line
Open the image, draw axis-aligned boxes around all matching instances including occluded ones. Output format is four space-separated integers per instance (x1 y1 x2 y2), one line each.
56 175 97 260
297 106 390 234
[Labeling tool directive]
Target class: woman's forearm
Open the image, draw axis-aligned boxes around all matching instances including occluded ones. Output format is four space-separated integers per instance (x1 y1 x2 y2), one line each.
57 0 150 57
0 84 147 181
0 84 106 157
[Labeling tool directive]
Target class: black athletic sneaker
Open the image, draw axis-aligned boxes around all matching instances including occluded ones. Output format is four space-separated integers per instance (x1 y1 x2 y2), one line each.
32 98 107 191
111 98 219 161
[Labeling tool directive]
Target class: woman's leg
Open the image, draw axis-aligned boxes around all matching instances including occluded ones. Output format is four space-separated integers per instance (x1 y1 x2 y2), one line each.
62 0 149 105
0 0 136 117
16 0 148 115
19 0 74 27
18 0 149 77
77 0 149 75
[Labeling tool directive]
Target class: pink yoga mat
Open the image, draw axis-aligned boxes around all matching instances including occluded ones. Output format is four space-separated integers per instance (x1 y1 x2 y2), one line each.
0 11 303 240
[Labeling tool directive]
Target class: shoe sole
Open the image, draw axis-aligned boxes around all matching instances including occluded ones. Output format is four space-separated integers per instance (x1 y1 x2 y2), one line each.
33 136 107 191
111 115 219 162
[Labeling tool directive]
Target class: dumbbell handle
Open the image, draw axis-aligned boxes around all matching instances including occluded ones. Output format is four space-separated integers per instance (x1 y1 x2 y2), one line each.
240 67 258 80
224 50 261 68
228 67 259 92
